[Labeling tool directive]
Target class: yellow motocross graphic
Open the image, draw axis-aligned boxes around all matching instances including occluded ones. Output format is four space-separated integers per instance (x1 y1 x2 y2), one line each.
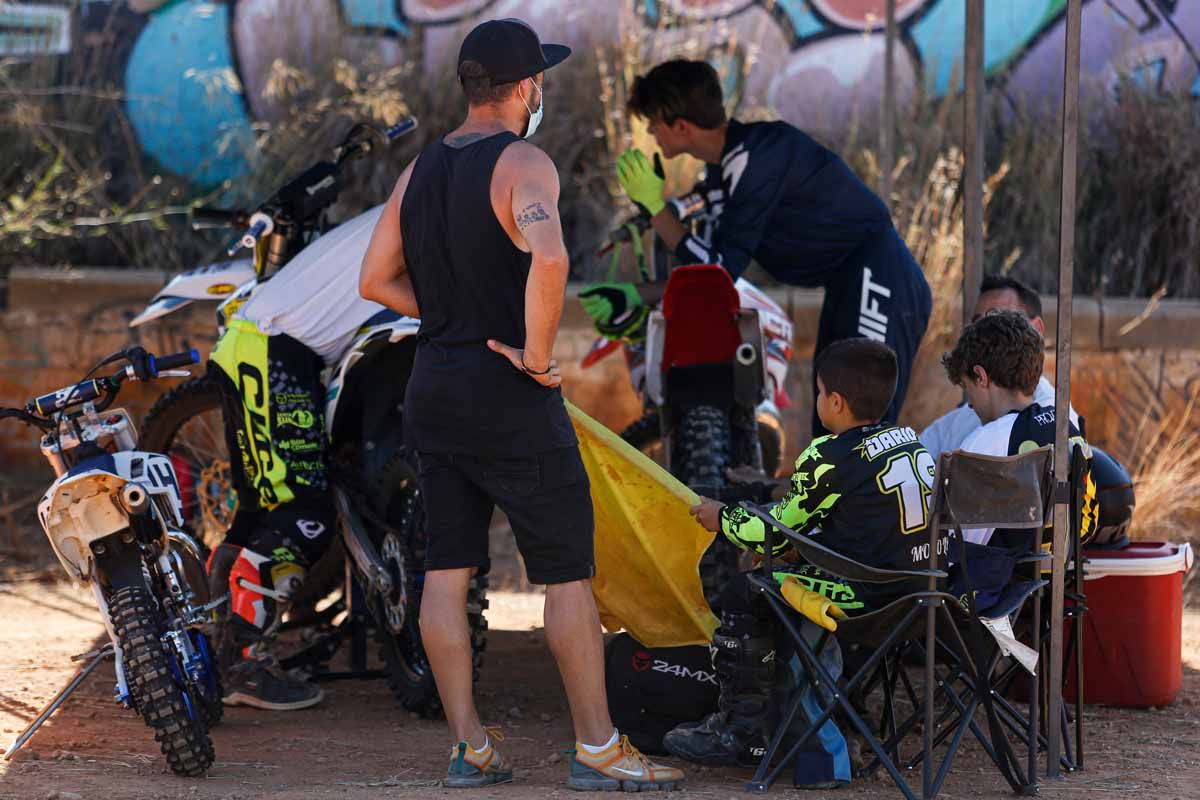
210 319 321 512
566 401 718 648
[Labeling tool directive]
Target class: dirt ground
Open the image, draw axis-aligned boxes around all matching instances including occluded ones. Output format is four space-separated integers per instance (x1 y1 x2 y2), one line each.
0 575 1198 800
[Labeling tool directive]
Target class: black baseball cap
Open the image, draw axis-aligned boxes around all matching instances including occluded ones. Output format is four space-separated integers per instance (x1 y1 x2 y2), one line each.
457 18 571 85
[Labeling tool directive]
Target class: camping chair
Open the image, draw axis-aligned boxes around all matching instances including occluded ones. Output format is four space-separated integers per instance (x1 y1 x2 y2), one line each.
742 446 1054 800
913 446 1057 795
986 441 1091 773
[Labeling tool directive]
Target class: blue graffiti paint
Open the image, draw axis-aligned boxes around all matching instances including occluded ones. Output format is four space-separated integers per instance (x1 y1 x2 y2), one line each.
1130 57 1167 91
124 1 254 187
341 0 410 37
910 0 1060 95
776 0 824 40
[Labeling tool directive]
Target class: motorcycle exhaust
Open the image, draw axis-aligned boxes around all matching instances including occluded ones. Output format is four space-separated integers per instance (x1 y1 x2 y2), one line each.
119 484 150 516
166 530 204 563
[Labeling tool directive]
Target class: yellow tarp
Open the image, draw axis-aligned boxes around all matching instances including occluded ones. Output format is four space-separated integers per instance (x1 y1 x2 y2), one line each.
566 401 719 647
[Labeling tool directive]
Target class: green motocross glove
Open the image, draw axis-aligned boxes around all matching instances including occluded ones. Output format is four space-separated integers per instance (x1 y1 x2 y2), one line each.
579 282 649 343
616 149 666 217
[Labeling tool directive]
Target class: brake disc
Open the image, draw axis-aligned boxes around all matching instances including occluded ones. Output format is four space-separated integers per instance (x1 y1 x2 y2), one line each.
379 532 408 634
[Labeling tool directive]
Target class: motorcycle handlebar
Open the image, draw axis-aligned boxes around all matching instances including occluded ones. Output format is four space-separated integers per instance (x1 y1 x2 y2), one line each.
152 349 200 372
385 117 418 141
16 348 199 421
190 206 248 230
337 117 419 165
226 212 274 256
0 406 53 429
32 379 107 416
597 192 707 256
597 214 650 257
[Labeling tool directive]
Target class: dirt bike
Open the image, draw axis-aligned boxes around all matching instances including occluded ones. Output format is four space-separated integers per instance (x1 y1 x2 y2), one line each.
130 119 486 717
582 215 795 610
0 348 222 777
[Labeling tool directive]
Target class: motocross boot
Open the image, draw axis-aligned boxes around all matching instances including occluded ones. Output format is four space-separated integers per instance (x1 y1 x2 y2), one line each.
662 611 777 767
208 543 324 711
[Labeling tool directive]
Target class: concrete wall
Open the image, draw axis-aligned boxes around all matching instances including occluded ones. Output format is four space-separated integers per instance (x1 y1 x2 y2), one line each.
2 267 1199 482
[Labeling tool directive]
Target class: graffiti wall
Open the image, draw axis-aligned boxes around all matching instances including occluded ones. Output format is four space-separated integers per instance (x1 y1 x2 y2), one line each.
5 0 1198 188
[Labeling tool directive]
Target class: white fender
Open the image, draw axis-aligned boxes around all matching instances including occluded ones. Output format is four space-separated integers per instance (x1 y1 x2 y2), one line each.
37 452 184 579
129 259 256 327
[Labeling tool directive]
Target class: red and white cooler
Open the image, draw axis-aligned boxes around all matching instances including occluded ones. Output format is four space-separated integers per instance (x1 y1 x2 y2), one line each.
1066 542 1195 707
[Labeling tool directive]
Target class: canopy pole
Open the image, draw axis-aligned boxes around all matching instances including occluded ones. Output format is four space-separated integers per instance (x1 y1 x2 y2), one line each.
1047 0 1083 778
963 0 985 326
880 0 897 208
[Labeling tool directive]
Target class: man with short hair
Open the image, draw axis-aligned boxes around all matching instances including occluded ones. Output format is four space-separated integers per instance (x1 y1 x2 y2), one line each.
581 59 932 434
359 18 683 791
921 274 1077 459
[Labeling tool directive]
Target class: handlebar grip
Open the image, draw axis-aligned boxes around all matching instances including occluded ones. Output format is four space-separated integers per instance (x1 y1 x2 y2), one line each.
227 213 274 256
152 349 201 373
33 379 103 416
386 117 418 140
190 206 246 230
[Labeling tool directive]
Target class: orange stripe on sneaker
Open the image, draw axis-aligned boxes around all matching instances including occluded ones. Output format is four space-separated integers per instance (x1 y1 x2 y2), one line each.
596 752 624 770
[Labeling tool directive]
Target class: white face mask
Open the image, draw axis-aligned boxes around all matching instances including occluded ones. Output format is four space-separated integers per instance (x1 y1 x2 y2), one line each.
519 80 543 139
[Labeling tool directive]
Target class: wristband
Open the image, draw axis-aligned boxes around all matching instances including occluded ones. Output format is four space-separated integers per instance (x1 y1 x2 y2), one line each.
521 354 551 376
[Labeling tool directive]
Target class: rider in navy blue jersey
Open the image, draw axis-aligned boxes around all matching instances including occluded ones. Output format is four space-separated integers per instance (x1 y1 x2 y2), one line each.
581 60 932 435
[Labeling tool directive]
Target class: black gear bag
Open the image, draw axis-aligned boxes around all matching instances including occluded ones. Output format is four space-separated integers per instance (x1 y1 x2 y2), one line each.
604 633 720 754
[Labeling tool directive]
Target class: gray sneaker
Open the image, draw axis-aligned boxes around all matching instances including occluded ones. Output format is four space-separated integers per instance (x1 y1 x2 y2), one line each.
222 662 324 711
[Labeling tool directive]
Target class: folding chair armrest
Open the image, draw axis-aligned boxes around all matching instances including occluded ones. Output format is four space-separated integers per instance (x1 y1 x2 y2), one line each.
980 579 1049 620
738 503 947 583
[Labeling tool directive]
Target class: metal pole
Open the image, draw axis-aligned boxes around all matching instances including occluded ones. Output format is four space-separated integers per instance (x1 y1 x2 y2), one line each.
963 0 985 326
1047 0 1083 778
880 0 897 208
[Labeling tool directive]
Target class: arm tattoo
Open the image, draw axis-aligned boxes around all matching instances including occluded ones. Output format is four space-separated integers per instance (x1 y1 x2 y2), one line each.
515 201 551 231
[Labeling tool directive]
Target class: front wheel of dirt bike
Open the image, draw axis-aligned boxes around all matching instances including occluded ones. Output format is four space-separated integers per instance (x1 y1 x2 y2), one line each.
109 582 215 777
671 404 741 613
141 375 235 552
370 453 488 718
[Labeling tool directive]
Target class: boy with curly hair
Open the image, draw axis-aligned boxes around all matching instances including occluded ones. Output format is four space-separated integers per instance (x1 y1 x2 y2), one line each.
941 310 1096 550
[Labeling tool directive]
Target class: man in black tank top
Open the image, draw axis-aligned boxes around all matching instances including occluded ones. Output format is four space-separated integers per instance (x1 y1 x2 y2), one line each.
360 19 683 792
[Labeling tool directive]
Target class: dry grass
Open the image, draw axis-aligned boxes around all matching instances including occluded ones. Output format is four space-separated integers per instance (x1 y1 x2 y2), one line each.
2 3 1197 298
1077 345 1200 579
1115 375 1200 544
892 148 1011 426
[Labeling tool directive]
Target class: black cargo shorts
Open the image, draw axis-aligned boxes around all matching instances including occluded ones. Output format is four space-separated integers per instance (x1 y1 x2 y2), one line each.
416 446 595 585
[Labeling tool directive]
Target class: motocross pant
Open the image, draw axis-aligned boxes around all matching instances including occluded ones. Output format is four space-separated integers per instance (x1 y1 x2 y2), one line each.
813 228 932 436
207 535 308 668
208 321 337 666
